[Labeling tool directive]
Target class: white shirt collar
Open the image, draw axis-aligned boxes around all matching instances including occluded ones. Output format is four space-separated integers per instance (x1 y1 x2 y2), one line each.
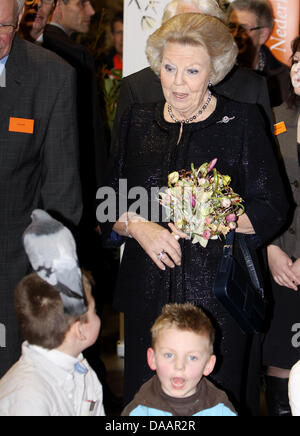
24 342 83 373
49 21 69 35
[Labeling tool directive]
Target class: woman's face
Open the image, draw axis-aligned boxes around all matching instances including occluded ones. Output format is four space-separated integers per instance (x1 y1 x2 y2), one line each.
291 49 300 96
160 42 212 119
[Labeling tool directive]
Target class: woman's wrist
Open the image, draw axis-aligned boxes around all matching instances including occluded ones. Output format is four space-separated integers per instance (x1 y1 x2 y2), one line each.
127 213 148 238
118 212 148 239
267 244 282 255
125 213 133 238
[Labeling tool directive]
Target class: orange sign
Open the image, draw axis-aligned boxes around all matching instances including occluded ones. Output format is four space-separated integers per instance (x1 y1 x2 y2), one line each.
274 121 287 135
9 117 34 134
266 0 300 66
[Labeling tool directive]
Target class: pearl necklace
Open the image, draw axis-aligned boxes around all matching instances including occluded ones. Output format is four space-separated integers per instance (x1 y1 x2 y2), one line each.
167 90 212 124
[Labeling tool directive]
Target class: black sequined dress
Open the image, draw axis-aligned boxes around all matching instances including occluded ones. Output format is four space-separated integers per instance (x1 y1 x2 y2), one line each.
101 95 288 414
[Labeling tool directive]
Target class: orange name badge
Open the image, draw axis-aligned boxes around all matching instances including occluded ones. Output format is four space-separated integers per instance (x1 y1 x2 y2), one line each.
274 121 287 136
9 117 34 134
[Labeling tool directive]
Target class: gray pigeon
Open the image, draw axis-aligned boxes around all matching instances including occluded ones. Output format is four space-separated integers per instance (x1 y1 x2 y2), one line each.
23 209 87 316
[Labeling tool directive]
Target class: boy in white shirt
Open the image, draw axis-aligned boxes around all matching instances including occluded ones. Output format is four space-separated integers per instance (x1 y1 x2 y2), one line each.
0 210 105 416
0 272 105 416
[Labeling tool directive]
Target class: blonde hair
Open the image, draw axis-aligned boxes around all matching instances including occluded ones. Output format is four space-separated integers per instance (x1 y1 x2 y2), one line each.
146 13 237 85
162 0 225 24
151 303 215 354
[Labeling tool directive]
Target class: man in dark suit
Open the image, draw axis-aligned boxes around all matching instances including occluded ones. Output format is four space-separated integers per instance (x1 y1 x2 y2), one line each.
227 0 290 108
111 0 273 157
43 0 108 269
42 1 119 411
0 0 82 377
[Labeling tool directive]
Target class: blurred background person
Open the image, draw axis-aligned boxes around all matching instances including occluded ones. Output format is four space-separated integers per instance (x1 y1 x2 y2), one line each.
263 35 300 416
18 0 56 43
43 0 108 272
101 10 123 72
227 0 290 107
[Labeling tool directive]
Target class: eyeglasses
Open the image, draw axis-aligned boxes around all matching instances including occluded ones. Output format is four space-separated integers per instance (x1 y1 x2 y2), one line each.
25 0 55 5
228 23 265 35
0 24 17 35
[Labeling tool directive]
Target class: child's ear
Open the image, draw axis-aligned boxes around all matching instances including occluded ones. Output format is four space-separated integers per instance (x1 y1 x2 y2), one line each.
147 347 157 371
71 320 86 341
203 354 216 377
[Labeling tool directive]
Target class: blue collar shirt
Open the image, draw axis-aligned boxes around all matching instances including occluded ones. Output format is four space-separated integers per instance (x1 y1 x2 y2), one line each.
0 55 8 87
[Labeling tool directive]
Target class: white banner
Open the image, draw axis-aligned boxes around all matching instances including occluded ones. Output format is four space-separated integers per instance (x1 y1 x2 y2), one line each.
123 0 170 77
123 0 300 76
266 0 300 66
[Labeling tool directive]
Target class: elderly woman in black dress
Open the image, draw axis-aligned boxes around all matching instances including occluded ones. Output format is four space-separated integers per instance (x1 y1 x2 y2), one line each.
100 13 289 414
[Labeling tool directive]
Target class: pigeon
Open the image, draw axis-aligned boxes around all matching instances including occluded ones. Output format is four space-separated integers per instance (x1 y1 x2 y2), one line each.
23 209 87 316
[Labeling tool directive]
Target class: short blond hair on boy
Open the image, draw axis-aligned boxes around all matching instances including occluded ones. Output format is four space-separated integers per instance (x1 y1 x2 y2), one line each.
151 303 215 354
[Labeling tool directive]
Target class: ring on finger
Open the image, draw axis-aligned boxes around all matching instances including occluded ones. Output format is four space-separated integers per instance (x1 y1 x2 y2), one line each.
157 250 165 260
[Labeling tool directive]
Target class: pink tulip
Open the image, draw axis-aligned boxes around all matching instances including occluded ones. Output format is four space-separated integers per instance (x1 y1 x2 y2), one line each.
226 213 236 223
207 158 218 173
205 216 212 224
190 194 196 208
202 230 211 240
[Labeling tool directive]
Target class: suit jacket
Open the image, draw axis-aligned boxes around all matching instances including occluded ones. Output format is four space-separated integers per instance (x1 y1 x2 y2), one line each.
111 65 273 157
0 35 82 376
43 24 108 203
260 45 290 108
271 102 300 258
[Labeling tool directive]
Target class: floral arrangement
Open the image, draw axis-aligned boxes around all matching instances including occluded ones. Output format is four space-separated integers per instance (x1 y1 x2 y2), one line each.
159 159 245 247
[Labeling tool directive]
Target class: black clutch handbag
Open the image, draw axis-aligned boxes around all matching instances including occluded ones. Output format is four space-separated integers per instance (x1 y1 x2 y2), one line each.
213 230 266 334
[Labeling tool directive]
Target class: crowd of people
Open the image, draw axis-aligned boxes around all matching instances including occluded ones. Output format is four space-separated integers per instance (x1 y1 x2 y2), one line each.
0 0 299 417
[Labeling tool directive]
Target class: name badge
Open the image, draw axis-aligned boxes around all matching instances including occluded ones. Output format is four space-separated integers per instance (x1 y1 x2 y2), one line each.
9 117 34 134
274 121 287 136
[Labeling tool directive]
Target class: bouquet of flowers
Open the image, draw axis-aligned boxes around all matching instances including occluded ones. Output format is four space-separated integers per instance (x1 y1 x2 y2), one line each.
159 158 245 247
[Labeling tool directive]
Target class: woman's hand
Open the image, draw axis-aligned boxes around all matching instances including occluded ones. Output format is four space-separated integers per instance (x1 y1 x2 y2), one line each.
291 259 300 285
128 219 187 271
235 213 255 234
267 245 299 291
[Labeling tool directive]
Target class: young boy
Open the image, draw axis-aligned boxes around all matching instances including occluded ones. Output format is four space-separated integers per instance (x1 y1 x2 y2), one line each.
0 272 105 416
122 303 237 416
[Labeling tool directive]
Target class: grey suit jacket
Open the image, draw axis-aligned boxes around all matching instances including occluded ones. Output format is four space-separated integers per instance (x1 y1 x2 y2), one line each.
0 35 82 376
272 103 300 258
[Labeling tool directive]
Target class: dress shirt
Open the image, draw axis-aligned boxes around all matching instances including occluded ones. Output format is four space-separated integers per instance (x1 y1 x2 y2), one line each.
0 55 8 86
35 33 43 45
0 342 105 416
49 21 68 35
